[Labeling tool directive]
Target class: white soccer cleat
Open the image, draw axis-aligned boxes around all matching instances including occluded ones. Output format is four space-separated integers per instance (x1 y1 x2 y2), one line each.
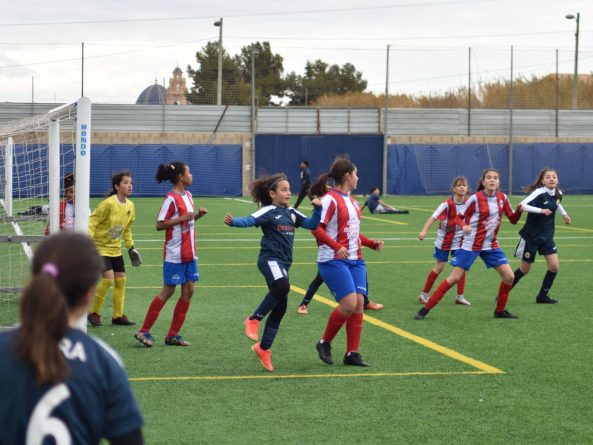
455 295 471 306
418 293 429 304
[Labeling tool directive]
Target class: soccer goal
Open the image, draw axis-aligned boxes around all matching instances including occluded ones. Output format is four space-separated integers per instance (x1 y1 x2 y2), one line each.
0 97 91 328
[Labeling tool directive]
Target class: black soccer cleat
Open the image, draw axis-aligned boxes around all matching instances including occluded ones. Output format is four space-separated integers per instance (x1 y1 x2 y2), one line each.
414 306 430 320
536 296 559 304
316 340 333 365
343 352 370 367
112 315 136 326
494 310 519 319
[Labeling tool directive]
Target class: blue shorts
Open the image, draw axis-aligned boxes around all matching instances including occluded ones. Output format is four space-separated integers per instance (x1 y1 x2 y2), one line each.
258 258 290 287
515 237 558 263
450 248 509 271
163 260 199 286
433 248 458 263
318 259 367 301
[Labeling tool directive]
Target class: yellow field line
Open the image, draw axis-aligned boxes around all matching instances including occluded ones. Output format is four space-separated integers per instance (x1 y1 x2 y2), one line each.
360 215 408 225
557 225 593 233
130 258 593 268
128 285 266 289
290 285 504 375
130 370 492 382
132 242 593 251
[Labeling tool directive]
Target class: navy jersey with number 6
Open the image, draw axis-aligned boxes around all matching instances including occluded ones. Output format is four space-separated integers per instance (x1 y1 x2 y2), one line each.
0 328 143 445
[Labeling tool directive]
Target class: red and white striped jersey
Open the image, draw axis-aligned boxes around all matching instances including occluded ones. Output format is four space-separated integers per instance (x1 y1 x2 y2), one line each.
460 190 517 251
431 197 467 250
157 190 196 263
316 189 362 262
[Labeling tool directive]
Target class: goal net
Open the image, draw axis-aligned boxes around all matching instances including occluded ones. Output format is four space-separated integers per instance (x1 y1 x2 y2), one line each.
0 97 91 328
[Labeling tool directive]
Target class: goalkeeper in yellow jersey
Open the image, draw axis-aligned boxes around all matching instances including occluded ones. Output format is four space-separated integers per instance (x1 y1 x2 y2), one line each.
88 171 142 327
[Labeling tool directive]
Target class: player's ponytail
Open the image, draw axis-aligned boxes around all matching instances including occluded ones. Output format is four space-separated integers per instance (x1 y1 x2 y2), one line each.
310 173 330 198
156 161 187 184
17 272 69 384
15 233 102 385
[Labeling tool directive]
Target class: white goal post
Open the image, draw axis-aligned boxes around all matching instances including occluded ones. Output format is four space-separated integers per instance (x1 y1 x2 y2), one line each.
0 97 91 328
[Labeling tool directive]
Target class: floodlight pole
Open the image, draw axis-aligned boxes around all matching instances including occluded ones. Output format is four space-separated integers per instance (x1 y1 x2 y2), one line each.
214 18 223 106
382 45 390 195
565 13 580 109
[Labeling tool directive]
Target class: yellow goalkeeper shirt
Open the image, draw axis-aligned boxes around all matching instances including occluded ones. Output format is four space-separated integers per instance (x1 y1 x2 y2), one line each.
89 195 136 257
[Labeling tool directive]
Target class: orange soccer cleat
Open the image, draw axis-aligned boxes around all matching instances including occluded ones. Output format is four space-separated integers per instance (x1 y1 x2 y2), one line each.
251 342 273 372
244 317 259 341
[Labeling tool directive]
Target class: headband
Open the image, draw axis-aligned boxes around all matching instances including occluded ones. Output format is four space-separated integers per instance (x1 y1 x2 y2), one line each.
269 176 287 190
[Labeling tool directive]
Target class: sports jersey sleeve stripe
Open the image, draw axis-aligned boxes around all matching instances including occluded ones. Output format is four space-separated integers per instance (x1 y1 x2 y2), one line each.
432 201 448 220
557 202 568 216
520 188 545 206
157 196 175 221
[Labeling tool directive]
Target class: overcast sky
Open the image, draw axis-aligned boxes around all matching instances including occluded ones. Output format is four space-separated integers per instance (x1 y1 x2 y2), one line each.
1 0 592 104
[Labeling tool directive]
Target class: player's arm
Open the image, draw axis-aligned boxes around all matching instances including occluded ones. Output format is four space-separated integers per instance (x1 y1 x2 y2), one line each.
122 203 136 250
378 199 395 210
224 214 256 228
294 200 322 229
418 216 436 240
195 207 208 220
360 233 384 251
156 211 195 231
502 197 523 224
88 200 108 239
557 203 571 224
456 199 474 234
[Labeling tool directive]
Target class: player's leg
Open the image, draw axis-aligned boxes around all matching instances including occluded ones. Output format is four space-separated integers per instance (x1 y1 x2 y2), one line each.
298 270 324 313
88 259 114 326
536 251 560 304
111 256 134 325
254 278 290 371
492 252 518 318
165 260 199 345
419 252 446 303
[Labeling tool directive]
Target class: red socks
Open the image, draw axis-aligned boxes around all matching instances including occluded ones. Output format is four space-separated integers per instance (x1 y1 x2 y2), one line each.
457 273 466 295
168 299 191 337
141 296 165 332
322 308 349 343
425 279 453 309
495 282 513 312
422 271 439 293
346 313 363 353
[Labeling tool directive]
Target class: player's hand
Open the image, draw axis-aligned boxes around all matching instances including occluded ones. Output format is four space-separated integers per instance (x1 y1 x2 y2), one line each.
418 231 426 240
563 214 571 225
311 198 322 208
196 207 208 220
224 214 234 226
374 240 384 252
335 247 349 259
128 246 142 267
541 208 552 216
463 225 472 235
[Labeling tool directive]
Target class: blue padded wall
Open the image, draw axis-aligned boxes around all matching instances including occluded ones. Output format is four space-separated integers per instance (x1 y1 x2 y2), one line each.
388 143 593 194
255 134 384 195
90 144 242 197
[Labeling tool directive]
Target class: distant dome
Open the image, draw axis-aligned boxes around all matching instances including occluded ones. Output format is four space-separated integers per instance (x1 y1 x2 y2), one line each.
136 83 167 105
